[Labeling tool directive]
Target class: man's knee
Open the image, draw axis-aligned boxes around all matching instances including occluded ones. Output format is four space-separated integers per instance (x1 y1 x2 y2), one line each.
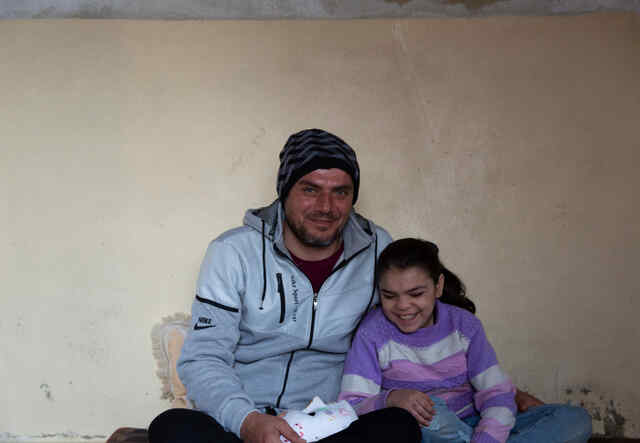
352 407 421 442
376 407 421 442
148 408 235 443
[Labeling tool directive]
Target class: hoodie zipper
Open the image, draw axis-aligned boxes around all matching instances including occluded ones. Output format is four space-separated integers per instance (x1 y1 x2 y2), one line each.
272 242 373 407
276 351 296 408
304 244 369 349
307 292 319 348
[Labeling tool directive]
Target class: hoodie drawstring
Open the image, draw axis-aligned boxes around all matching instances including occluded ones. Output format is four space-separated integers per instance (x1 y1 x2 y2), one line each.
351 234 378 342
259 219 267 309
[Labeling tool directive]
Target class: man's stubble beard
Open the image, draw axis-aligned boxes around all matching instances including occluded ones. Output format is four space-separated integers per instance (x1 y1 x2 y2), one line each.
285 215 344 249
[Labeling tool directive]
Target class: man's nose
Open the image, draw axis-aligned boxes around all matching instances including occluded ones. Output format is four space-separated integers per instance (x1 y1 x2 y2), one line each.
316 192 333 212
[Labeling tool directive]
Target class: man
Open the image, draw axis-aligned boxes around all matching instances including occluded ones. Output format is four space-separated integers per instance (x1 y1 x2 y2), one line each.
148 129 590 443
149 129 420 443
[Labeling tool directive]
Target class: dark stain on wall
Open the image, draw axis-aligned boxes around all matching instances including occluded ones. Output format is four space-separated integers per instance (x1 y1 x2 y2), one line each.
565 385 630 438
384 0 413 5
34 6 56 18
70 5 115 18
40 383 54 401
444 0 507 10
604 401 627 438
321 0 340 14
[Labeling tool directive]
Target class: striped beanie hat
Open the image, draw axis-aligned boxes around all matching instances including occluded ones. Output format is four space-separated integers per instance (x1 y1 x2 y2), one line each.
277 129 360 204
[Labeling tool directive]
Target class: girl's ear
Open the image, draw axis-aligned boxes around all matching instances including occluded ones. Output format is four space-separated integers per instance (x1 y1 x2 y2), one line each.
435 273 445 299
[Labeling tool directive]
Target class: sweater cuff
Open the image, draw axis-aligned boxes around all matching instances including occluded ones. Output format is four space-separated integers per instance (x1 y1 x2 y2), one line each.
377 389 392 410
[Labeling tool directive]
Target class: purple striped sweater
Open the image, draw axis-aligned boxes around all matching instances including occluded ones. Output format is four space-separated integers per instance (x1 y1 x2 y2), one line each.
338 301 516 443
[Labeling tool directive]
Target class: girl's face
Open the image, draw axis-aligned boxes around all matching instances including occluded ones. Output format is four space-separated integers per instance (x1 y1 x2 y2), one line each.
379 266 444 333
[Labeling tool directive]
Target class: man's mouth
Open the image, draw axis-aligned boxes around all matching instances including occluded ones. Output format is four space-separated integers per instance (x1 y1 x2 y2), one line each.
398 313 418 320
309 217 336 226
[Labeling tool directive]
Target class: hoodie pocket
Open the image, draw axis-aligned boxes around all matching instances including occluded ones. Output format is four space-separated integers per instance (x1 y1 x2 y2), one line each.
276 273 286 323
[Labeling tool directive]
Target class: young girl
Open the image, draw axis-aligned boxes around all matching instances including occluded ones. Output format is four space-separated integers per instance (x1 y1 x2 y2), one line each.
338 238 516 443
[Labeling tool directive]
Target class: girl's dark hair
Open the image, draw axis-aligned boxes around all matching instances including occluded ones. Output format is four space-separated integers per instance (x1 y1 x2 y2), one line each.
376 238 476 314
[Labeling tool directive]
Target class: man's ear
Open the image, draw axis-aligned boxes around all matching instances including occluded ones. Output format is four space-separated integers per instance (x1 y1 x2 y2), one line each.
435 274 445 299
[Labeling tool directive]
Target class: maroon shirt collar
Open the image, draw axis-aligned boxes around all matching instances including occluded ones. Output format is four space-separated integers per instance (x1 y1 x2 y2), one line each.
290 243 344 293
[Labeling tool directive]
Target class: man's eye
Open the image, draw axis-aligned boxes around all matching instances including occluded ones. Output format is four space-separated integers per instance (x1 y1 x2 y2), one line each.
409 292 424 298
303 187 316 194
381 293 395 299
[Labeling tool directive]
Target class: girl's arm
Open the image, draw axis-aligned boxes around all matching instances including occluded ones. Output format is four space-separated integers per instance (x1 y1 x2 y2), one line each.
338 329 389 416
466 319 517 443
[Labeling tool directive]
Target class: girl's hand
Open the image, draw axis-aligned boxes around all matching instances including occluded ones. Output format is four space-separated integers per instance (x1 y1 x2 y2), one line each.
386 389 435 426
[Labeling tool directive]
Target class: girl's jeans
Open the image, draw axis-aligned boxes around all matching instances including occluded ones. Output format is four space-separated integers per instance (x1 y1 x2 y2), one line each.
421 397 592 443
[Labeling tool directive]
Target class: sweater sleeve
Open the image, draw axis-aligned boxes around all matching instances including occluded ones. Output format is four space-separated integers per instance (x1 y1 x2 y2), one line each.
337 325 390 415
177 239 258 438
465 318 517 443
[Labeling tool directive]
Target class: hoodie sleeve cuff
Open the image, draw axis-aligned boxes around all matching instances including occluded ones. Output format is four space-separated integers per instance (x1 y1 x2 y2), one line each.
221 399 260 438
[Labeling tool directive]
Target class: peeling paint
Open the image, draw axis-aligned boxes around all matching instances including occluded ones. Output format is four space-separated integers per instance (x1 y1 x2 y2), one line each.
39 383 54 401
564 386 631 438
604 400 627 438
39 434 106 439
0 432 106 441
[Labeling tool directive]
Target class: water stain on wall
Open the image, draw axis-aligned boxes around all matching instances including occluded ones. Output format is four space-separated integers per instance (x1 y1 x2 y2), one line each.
565 386 629 437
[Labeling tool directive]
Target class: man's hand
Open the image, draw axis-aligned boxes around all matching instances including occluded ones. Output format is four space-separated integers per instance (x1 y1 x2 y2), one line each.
515 389 544 413
240 411 305 443
386 389 435 427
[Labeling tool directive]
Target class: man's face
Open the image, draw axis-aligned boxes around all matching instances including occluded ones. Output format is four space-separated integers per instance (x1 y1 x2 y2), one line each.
283 168 354 253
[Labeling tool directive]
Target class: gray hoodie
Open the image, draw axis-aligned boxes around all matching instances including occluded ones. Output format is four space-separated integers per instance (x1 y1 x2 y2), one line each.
178 200 391 437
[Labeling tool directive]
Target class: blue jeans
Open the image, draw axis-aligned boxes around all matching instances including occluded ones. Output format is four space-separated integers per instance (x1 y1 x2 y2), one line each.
420 397 472 442
421 400 592 443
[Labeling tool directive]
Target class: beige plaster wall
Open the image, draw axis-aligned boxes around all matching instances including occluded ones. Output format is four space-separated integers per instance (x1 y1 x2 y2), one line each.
1 13 638 439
